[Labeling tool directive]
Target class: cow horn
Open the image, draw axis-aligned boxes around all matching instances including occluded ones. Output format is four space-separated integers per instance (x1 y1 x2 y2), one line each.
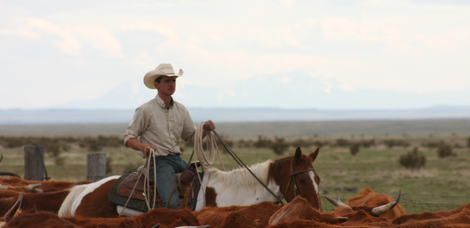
5 192 23 223
26 183 43 193
324 190 351 209
371 190 401 217
0 184 7 190
331 217 349 224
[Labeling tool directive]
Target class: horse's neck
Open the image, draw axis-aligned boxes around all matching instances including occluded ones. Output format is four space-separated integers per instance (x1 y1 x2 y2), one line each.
206 160 283 206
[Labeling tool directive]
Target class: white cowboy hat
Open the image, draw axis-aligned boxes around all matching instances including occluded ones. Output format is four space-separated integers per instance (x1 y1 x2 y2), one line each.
143 63 184 89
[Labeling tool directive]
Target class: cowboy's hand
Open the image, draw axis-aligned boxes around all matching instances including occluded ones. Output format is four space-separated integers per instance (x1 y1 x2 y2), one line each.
203 120 215 131
143 144 157 157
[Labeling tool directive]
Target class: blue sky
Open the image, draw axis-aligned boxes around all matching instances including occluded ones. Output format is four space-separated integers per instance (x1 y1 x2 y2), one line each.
1 0 469 110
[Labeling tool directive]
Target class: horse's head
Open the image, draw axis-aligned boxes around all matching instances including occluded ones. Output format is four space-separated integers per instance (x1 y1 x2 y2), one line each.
269 146 322 211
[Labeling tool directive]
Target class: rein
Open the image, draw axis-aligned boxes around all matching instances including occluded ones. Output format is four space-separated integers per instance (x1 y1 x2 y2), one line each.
284 161 315 198
211 129 285 205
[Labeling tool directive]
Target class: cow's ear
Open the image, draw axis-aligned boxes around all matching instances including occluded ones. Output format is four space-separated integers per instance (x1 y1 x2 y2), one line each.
294 146 303 164
309 147 320 163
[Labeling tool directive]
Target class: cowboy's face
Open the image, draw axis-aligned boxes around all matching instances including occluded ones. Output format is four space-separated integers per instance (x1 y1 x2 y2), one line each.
155 76 177 96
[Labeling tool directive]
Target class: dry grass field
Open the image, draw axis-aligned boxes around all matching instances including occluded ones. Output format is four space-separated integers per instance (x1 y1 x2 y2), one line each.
1 120 470 214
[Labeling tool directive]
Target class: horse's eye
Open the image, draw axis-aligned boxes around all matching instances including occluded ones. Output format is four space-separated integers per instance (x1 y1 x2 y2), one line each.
298 179 306 184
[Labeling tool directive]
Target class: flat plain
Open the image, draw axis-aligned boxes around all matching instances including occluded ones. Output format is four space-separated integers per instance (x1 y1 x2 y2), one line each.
1 119 469 213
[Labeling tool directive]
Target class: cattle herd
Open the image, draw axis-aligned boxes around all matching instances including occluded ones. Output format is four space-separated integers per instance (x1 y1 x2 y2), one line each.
1 171 470 227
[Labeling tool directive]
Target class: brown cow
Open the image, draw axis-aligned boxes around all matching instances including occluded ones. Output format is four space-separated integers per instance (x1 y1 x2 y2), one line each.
323 189 402 226
390 202 470 228
0 183 43 193
269 196 349 225
345 187 406 220
268 219 381 228
193 201 282 228
193 197 348 228
3 193 206 228
0 177 92 192
0 190 27 199
0 188 71 216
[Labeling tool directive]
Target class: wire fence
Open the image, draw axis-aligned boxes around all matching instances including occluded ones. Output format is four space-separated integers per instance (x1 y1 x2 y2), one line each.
321 191 470 214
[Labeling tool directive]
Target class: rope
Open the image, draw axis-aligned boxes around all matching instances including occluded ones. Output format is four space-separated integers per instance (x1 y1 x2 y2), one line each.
165 122 224 208
143 149 157 210
119 149 157 216
122 123 223 213
194 122 225 171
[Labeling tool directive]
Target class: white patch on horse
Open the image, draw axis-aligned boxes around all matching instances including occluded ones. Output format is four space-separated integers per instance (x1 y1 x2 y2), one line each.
309 171 318 194
205 160 283 207
70 175 120 216
58 186 86 217
309 170 321 210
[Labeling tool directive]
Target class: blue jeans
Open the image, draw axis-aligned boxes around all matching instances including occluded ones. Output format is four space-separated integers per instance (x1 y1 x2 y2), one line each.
148 154 188 209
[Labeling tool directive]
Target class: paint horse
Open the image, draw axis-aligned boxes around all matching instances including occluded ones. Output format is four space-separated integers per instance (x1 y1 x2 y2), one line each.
59 146 322 218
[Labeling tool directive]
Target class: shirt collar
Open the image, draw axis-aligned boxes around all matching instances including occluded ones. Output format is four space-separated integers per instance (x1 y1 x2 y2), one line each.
155 95 174 109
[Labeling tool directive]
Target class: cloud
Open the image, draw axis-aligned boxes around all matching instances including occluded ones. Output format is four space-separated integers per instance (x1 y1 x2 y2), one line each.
3 17 125 57
1 0 469 109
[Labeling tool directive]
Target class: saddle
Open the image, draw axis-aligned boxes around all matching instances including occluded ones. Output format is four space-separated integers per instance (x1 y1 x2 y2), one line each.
108 162 203 212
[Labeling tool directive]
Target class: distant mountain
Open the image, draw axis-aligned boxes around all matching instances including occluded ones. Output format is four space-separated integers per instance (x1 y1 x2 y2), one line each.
51 71 470 110
3 71 469 125
1 106 469 125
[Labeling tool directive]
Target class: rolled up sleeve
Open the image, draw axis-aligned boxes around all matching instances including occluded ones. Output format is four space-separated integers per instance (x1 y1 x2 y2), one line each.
123 107 150 158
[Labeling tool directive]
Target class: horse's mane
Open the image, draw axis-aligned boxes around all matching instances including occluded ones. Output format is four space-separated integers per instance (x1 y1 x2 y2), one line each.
268 156 295 183
57 185 88 217
206 159 274 192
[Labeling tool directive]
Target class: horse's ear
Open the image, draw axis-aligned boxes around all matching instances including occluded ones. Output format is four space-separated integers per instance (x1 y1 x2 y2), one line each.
294 146 303 164
309 147 320 163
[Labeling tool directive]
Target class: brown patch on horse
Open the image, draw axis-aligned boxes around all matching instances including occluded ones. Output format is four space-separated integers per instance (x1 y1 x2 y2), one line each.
268 146 322 210
205 187 218 207
75 179 119 218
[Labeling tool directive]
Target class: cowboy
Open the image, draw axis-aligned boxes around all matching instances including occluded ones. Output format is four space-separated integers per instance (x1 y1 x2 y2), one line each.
124 63 216 209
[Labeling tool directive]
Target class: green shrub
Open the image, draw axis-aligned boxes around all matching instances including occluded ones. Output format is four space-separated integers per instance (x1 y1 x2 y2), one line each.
254 135 272 148
399 147 426 170
335 138 349 147
215 134 234 149
421 141 440 149
270 137 289 155
313 140 328 148
383 139 410 148
437 143 456 158
349 143 360 156
291 138 312 148
360 139 375 148
237 139 253 148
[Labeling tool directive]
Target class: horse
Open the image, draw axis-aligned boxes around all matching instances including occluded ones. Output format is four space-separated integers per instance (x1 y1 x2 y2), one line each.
59 146 322 218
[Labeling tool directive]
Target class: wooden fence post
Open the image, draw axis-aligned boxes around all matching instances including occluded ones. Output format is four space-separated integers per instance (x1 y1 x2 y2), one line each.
87 153 107 182
24 145 46 180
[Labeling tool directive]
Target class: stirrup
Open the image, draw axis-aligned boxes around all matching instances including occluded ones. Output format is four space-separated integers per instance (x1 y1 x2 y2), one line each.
190 161 202 168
